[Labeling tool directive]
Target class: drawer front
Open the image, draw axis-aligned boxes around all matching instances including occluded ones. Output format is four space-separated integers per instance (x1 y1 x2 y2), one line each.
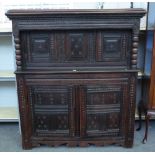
21 30 131 70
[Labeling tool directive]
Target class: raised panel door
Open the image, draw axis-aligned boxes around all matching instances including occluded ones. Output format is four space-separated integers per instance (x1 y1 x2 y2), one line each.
27 85 76 137
79 83 129 139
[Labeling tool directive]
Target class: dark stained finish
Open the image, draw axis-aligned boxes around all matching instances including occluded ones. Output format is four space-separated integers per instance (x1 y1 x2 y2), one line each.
6 9 145 149
5 9 146 16
20 30 131 70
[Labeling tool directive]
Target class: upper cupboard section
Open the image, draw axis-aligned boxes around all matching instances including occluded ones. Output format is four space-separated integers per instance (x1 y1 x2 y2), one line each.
20 30 131 70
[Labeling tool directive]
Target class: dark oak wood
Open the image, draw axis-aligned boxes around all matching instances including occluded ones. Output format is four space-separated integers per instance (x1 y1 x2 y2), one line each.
6 9 145 149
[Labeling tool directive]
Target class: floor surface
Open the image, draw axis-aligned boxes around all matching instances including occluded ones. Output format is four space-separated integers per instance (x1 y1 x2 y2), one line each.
0 121 155 152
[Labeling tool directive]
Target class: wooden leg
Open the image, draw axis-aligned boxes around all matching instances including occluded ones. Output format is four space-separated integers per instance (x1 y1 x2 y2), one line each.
136 104 142 131
124 139 133 148
22 138 33 150
142 114 151 144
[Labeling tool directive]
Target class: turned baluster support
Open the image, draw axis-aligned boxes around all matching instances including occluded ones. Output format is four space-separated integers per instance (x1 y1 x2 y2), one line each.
131 33 139 69
14 36 22 70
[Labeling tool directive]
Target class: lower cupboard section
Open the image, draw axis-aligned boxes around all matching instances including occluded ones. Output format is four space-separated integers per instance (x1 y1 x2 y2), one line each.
16 72 136 149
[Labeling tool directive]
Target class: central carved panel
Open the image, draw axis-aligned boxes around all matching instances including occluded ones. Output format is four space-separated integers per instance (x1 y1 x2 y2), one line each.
66 33 88 61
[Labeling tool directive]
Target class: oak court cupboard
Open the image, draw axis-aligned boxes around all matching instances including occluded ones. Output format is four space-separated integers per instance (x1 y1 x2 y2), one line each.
6 9 145 149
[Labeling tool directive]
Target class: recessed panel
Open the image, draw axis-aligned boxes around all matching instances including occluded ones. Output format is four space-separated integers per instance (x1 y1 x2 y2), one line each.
28 85 73 137
85 84 125 137
86 112 120 136
34 113 69 136
66 33 88 61
87 86 121 105
96 31 130 65
103 37 121 58
31 34 50 62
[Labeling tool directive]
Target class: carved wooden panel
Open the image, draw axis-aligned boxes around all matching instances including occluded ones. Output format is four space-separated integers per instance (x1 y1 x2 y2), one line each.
86 112 120 135
34 114 69 136
33 88 68 106
87 86 121 105
96 31 131 67
31 33 50 62
28 85 74 137
80 84 127 138
21 30 131 70
66 33 89 61
21 31 94 68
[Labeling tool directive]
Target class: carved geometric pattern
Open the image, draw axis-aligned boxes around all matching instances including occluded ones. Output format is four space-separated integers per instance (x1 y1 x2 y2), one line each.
17 76 32 146
21 30 132 69
22 31 95 66
30 86 69 105
34 114 69 136
86 113 120 136
125 75 136 144
67 33 88 61
57 115 68 130
96 31 130 66
88 92 120 105
87 115 100 130
31 34 50 62
104 37 121 58
28 85 73 137
87 113 120 130
36 92 67 105
87 86 121 105
20 30 134 71
35 115 48 130
85 85 123 137
121 84 128 137
108 113 120 129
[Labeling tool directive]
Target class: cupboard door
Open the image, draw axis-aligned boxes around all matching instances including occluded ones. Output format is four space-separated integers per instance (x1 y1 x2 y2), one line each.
96 30 131 67
27 85 76 137
79 83 128 138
